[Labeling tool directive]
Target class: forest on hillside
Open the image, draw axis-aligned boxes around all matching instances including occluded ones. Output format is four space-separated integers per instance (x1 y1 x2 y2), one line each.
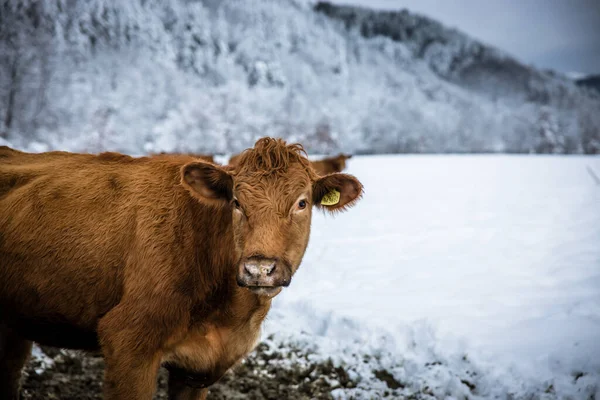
1 0 599 155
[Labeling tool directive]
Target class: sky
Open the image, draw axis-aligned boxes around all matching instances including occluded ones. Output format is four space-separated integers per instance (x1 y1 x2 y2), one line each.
326 0 600 75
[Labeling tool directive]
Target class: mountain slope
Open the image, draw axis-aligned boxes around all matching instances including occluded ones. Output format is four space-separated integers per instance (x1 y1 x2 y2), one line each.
576 74 600 94
0 0 598 154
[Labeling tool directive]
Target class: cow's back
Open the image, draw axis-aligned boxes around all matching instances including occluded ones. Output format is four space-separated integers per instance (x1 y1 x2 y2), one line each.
0 149 192 349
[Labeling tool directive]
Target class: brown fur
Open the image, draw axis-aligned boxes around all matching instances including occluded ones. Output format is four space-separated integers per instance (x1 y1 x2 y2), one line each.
229 150 352 176
227 152 242 166
310 153 353 175
0 138 362 399
155 151 215 164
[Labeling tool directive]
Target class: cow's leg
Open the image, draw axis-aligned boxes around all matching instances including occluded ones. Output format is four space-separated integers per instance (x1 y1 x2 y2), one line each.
167 374 209 400
98 305 167 400
0 324 32 400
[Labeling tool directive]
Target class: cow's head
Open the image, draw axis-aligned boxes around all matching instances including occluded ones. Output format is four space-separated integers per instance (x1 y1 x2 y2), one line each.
181 138 362 297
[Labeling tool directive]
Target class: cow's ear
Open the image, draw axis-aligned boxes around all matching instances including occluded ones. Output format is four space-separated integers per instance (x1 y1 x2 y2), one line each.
313 173 363 212
181 162 233 206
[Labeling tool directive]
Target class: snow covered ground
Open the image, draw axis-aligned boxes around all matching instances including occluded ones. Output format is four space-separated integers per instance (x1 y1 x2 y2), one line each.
263 155 600 398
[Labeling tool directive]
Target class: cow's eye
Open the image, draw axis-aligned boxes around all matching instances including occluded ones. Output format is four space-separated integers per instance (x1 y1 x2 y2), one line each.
233 199 241 209
298 199 307 210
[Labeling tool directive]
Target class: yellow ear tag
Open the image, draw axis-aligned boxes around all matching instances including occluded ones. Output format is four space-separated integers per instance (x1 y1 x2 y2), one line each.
321 189 340 206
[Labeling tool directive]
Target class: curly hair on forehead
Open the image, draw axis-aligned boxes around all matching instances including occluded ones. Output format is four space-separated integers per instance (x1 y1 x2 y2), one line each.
234 137 318 179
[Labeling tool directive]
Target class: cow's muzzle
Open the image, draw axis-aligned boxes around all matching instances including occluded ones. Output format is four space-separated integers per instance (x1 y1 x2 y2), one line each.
236 256 291 297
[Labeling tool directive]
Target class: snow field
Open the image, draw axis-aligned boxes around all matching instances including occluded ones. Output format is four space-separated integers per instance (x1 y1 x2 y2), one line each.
264 155 600 398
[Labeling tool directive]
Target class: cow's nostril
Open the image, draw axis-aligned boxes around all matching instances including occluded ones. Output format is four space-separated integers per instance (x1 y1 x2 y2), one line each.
243 258 277 278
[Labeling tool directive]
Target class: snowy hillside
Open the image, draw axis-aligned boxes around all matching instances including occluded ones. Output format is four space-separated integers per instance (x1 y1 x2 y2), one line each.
1 0 599 155
576 75 600 95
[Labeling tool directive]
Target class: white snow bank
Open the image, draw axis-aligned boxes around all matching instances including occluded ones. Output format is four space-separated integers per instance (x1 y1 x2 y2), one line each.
30 345 55 375
264 155 600 398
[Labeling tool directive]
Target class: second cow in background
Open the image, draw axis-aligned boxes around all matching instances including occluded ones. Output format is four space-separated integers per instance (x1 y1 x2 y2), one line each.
310 153 352 175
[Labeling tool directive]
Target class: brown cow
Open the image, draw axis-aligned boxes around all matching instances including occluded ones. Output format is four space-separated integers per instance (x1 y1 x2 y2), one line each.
156 151 215 164
227 151 242 166
310 153 353 175
0 138 362 400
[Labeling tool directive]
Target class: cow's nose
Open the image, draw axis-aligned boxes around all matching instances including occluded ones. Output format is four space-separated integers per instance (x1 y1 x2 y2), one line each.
243 258 276 278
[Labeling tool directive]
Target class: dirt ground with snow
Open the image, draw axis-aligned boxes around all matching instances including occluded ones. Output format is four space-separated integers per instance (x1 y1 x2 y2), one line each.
21 340 379 400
